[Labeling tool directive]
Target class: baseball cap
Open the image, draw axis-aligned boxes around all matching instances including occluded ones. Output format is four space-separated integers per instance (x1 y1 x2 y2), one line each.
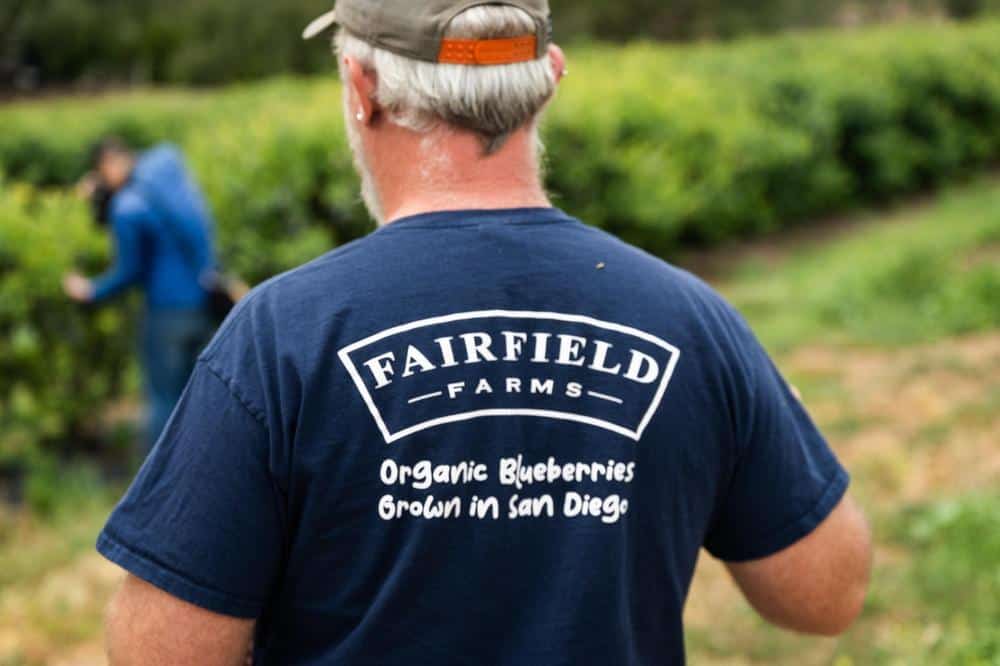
303 0 551 66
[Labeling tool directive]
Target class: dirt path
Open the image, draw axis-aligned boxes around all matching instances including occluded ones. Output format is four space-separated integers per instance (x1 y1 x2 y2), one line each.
677 174 1000 280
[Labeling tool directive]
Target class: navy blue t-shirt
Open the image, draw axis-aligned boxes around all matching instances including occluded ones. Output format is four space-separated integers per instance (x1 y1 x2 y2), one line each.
98 207 848 665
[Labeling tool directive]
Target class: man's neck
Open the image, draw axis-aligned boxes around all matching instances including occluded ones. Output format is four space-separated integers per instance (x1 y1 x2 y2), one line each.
371 125 551 226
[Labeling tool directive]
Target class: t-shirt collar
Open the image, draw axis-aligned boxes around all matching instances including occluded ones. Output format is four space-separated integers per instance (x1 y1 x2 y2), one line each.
377 207 575 232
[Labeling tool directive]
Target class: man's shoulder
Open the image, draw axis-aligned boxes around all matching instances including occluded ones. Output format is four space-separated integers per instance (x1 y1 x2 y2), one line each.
251 233 377 303
201 219 740 362
234 220 727 324
580 223 724 301
575 224 756 353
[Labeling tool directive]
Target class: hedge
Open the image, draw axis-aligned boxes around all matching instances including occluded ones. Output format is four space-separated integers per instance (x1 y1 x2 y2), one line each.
545 20 1000 251
10 0 997 88
0 183 133 466
2 20 1000 460
2 20 999 259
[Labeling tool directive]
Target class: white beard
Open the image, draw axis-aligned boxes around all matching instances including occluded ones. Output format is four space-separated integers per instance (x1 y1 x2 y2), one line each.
343 94 386 225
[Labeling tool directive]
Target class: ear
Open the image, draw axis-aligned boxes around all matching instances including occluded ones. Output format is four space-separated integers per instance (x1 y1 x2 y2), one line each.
344 55 378 124
548 44 567 84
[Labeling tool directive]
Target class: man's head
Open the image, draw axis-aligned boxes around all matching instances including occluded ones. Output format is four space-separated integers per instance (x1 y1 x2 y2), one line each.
88 137 135 192
305 1 566 224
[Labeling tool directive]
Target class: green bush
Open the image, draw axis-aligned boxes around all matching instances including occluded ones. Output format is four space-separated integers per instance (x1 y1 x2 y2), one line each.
5 1 1000 89
2 0 334 87
0 182 133 467
2 21 999 258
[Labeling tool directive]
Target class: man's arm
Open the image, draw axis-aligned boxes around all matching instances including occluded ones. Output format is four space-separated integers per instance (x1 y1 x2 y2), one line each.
96 359 283 664
91 204 145 302
726 494 872 636
106 574 254 666
697 292 873 636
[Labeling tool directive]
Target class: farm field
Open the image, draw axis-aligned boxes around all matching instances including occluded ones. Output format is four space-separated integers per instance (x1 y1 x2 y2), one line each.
1 177 997 665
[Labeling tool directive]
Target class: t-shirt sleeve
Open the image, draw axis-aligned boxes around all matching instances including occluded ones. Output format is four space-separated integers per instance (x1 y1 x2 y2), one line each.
92 203 146 302
703 307 849 563
96 359 285 618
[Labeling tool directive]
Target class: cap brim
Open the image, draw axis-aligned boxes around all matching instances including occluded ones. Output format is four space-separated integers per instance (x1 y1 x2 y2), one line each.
302 9 338 40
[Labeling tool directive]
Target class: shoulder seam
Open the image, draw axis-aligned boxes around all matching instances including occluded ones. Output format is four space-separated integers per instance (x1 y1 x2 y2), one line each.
198 285 268 360
199 360 269 431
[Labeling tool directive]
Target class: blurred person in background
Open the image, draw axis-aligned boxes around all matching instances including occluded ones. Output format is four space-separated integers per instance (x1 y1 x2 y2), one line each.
96 1 872 664
63 139 219 456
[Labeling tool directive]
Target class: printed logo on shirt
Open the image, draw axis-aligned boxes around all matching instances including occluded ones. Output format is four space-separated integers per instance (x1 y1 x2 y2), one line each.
338 311 682 444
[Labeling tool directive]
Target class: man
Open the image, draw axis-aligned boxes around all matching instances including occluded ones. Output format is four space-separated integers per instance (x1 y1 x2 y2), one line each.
65 139 217 454
98 2 872 664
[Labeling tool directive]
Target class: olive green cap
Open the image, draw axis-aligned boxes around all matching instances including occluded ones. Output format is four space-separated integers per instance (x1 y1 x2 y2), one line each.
303 0 552 65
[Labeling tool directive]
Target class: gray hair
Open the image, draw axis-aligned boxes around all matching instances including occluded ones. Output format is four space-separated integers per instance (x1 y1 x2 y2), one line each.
335 5 555 154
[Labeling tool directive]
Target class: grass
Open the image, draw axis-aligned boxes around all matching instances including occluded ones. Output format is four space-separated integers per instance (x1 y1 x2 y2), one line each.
718 178 1000 351
0 465 120 665
889 494 1000 663
1 179 999 664
0 466 119 587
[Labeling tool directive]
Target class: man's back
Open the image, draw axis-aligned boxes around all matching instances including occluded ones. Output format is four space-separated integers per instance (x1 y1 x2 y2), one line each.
98 4 868 661
99 207 847 664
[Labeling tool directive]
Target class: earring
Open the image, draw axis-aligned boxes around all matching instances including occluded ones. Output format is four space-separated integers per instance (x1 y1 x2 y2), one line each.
356 109 365 122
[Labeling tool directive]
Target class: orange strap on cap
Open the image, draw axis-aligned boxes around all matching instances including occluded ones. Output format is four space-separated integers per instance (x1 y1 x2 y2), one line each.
437 35 538 65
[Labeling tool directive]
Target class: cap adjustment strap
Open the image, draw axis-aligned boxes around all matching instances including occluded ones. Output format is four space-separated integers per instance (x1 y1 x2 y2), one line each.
437 35 538 65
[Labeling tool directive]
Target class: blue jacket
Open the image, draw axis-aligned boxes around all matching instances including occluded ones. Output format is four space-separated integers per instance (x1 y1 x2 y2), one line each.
92 145 215 310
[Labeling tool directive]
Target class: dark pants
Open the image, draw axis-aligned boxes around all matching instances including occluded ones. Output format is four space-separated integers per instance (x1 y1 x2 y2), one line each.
141 308 215 456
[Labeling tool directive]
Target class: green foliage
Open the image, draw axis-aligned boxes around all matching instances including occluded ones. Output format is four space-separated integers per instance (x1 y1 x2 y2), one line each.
554 0 1000 41
0 183 132 466
0 461 119 584
5 0 1000 89
723 178 1000 349
2 0 334 87
889 493 1000 663
552 0 843 42
2 21 1000 258
549 21 1000 250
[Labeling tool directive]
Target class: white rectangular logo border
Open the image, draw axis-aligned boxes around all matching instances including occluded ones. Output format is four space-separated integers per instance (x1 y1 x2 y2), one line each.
338 310 682 445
